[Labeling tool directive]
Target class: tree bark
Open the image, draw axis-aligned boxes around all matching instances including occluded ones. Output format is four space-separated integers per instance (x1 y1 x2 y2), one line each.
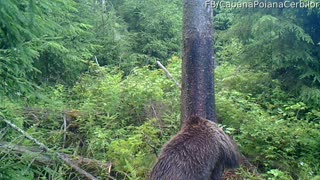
181 0 216 124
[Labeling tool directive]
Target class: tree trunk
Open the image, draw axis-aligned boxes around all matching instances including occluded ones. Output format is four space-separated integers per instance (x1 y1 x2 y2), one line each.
181 0 216 124
101 0 107 30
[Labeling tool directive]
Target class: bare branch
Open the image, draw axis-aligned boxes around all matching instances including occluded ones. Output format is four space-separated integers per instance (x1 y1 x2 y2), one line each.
94 56 100 66
62 113 67 148
56 153 99 180
0 141 116 179
1 118 98 180
156 61 181 89
0 141 53 165
0 126 9 139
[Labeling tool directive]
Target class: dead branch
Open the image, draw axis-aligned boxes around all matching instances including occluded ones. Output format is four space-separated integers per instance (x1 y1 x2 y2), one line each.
23 107 51 122
0 126 9 139
0 141 112 169
62 113 67 148
71 156 112 170
1 118 98 180
156 61 181 89
0 141 53 165
0 141 116 179
94 56 100 66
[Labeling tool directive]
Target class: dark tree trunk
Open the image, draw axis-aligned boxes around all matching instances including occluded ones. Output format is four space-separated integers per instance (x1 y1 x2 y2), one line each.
181 0 216 124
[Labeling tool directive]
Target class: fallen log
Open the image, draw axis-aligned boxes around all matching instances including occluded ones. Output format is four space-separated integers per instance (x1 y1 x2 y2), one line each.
0 141 53 165
1 117 100 180
0 141 115 179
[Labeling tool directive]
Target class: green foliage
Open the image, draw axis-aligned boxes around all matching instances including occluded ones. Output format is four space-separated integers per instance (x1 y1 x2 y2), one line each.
217 91 320 178
72 66 123 117
1 59 320 179
216 3 320 106
215 63 272 96
0 98 24 140
116 0 182 67
107 119 161 179
0 0 40 96
31 0 96 85
2 0 320 179
0 97 68 179
0 159 35 180
265 169 293 180
214 61 320 178
0 0 184 92
0 0 97 96
91 6 134 72
84 0 183 74
38 64 180 178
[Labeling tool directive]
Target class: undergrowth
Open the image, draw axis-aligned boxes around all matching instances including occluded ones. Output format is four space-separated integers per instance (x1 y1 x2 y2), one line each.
0 57 319 179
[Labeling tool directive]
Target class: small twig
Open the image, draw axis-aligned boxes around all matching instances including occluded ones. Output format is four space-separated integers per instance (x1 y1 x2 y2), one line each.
146 142 159 158
94 56 100 66
0 126 8 139
107 163 112 175
28 112 40 122
150 100 160 122
62 113 67 148
150 101 164 136
1 118 98 180
156 61 181 89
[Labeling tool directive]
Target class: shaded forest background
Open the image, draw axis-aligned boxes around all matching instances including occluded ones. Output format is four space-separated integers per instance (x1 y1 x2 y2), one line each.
0 0 320 179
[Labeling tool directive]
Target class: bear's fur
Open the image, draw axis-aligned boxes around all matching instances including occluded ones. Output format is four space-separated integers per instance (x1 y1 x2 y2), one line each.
149 116 239 180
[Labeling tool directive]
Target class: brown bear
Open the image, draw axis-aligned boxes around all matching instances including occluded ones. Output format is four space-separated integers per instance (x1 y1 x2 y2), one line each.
149 116 239 180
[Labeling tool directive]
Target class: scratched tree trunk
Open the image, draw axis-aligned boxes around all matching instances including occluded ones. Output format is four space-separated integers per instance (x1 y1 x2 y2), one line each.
181 0 216 124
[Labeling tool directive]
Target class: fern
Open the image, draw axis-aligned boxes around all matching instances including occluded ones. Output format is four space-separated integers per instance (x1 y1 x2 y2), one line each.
279 22 313 44
300 86 320 105
125 159 139 180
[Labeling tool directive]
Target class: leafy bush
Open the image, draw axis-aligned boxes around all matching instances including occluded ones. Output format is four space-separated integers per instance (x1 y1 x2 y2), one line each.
214 62 320 178
1 60 319 179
